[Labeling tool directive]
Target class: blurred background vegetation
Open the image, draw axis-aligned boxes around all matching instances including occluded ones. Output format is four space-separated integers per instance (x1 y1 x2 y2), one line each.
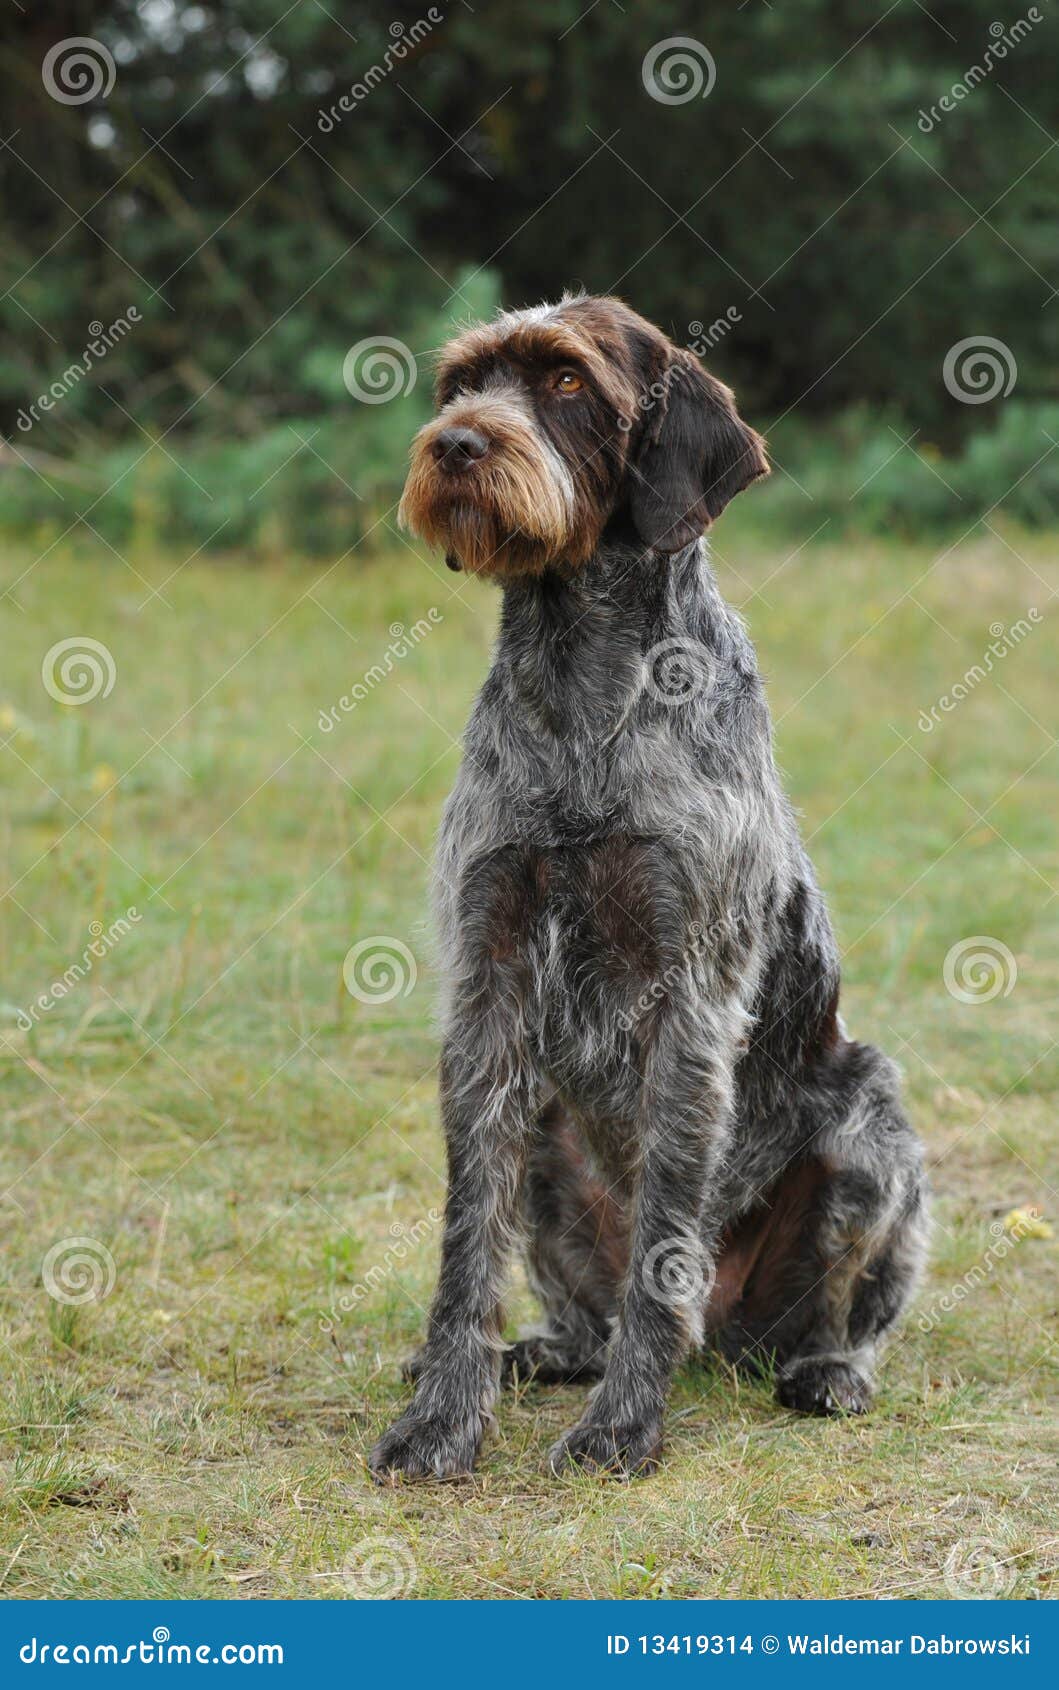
1 0 1056 555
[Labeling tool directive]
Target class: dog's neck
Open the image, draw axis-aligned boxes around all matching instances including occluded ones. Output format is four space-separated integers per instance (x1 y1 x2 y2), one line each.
492 539 726 739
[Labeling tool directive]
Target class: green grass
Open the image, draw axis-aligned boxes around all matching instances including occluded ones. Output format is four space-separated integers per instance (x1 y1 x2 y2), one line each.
0 518 1056 1600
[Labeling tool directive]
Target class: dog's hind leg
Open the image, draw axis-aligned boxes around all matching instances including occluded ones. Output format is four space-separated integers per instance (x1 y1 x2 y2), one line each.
505 1103 625 1385
715 1043 929 1415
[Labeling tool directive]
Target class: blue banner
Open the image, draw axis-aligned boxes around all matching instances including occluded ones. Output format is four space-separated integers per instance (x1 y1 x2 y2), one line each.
1 1600 1052 1684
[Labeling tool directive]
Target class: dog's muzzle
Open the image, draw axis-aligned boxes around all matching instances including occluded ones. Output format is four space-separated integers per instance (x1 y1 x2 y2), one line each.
399 388 583 576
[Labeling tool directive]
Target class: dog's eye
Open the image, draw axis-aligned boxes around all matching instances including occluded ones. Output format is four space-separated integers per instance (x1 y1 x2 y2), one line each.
554 370 583 394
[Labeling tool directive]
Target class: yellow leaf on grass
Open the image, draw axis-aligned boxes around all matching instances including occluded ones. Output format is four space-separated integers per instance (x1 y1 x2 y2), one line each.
1003 1207 1053 1240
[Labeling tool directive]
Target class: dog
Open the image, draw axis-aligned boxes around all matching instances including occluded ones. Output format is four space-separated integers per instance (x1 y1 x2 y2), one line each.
368 293 928 1482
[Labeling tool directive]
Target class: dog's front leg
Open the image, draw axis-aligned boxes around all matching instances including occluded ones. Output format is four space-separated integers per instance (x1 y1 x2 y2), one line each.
368 1037 533 1482
549 1003 740 1479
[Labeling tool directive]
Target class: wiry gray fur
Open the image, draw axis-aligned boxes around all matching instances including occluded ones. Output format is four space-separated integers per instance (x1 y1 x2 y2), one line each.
369 297 928 1482
369 538 929 1481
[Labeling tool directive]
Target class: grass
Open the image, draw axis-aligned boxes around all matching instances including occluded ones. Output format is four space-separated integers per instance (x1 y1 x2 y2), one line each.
0 516 1056 1601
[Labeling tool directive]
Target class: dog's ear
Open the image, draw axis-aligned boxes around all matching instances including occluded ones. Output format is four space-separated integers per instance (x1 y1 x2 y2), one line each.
628 352 769 554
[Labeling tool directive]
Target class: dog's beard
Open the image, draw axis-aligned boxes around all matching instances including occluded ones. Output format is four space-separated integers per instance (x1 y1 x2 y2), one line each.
398 413 596 577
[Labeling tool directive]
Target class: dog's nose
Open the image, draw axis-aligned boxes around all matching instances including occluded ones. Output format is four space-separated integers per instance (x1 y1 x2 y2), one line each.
432 426 489 469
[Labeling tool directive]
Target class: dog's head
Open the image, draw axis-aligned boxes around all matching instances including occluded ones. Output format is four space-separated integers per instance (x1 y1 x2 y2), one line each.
399 294 768 577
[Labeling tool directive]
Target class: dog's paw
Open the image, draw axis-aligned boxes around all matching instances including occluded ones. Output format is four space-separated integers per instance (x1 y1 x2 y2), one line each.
502 1337 605 1387
548 1415 663 1480
776 1356 874 1417
367 1412 483 1483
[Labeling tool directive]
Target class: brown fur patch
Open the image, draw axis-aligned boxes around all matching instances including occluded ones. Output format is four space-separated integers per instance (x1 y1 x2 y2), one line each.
706 1159 828 1329
399 390 581 576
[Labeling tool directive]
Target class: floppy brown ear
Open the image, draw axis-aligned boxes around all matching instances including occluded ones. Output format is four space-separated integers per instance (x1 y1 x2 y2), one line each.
628 352 769 554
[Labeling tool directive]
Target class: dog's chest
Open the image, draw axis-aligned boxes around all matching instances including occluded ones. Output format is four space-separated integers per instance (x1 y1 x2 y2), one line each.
461 833 705 1101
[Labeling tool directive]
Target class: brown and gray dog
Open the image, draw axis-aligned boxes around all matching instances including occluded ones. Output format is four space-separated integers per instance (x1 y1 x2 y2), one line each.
369 293 928 1482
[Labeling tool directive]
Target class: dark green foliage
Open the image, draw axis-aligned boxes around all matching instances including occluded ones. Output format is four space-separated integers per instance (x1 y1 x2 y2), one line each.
1 1 1056 548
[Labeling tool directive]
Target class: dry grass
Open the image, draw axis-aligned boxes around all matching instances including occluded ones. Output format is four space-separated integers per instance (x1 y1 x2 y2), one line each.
0 518 1056 1599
